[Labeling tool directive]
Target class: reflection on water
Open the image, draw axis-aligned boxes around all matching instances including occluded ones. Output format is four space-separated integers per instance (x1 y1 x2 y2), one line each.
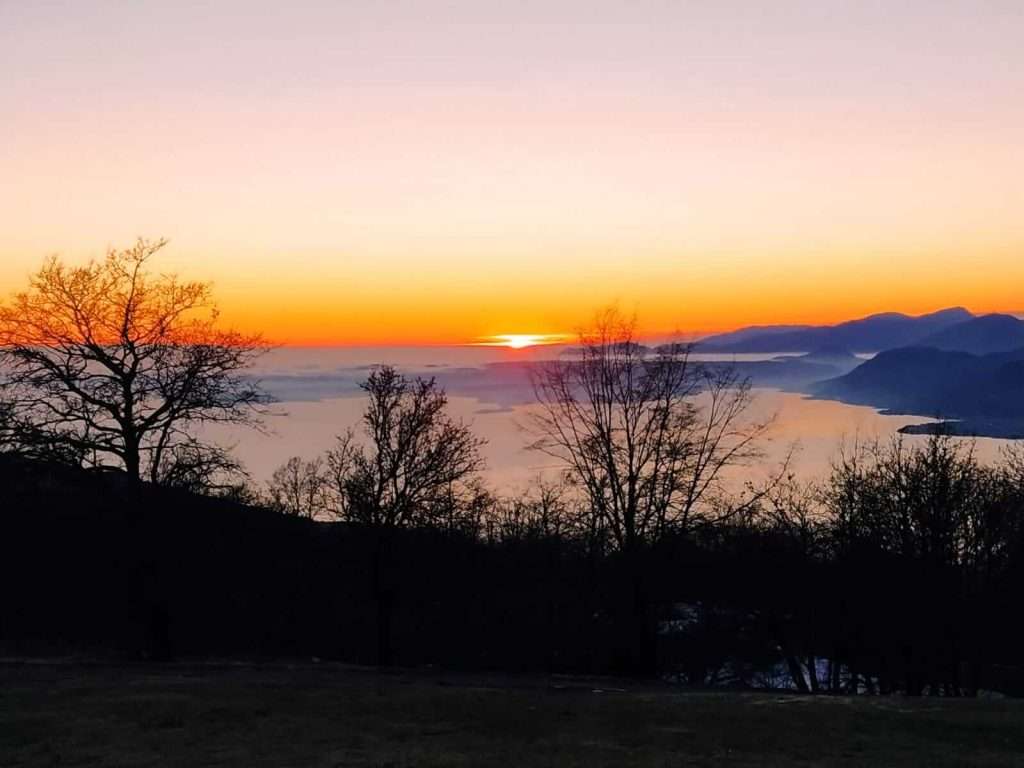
208 348 1013 494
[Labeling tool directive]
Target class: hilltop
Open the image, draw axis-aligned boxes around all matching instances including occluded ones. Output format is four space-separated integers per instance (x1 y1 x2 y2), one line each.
813 346 1024 436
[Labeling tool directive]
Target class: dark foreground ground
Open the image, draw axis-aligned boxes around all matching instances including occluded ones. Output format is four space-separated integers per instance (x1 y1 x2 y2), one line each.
3 662 1024 767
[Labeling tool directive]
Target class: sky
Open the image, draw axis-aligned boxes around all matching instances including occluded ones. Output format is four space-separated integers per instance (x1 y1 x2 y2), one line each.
1 0 1022 345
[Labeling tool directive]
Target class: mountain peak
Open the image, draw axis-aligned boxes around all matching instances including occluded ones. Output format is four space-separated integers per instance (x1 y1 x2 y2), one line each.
923 306 974 320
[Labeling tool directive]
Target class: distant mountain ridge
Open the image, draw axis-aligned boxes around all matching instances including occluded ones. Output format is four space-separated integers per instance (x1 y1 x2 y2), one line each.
698 307 974 353
699 308 1024 438
696 324 814 348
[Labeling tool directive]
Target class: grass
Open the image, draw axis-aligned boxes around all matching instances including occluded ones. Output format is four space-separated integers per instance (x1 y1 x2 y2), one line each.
3 661 1024 766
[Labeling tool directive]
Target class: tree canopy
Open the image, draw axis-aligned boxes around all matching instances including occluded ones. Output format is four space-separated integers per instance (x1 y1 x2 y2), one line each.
0 238 270 486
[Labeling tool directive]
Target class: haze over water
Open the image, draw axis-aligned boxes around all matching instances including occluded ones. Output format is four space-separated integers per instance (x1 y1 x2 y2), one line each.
212 346 1013 494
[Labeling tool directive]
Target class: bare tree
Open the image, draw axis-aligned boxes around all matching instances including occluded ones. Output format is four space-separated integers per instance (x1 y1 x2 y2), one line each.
530 308 773 555
755 474 830 561
324 364 486 666
821 433 1002 695
0 392 82 464
529 309 774 674
824 434 983 564
0 238 270 486
157 438 251 497
0 395 22 456
486 477 572 543
325 365 486 530
268 456 330 519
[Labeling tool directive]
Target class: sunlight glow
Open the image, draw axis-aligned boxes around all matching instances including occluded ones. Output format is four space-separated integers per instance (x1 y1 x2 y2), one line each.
2 4 1023 345
475 334 569 349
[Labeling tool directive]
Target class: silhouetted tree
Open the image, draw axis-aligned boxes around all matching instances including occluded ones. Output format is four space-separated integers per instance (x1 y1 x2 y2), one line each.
486 477 572 543
326 366 485 529
268 456 330 519
0 397 19 456
822 434 1001 695
324 365 486 664
531 309 773 553
155 438 253 498
0 238 270 486
529 308 774 673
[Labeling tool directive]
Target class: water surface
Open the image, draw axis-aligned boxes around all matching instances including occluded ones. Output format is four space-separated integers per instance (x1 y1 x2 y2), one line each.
210 346 1012 493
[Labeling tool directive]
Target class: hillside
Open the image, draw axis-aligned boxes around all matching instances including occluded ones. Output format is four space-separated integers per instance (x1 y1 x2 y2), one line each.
0 456 682 673
813 347 1024 423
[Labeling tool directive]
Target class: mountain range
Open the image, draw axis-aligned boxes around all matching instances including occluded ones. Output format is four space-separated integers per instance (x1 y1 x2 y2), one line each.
699 308 1024 438
698 307 974 353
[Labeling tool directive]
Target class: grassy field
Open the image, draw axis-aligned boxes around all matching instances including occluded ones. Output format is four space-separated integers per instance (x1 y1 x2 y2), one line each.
3 661 1024 767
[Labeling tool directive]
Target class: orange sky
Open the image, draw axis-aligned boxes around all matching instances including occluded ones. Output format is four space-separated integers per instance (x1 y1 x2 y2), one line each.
1 1 1022 345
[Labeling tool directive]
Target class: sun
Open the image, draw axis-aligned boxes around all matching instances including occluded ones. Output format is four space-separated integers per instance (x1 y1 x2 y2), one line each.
475 334 568 349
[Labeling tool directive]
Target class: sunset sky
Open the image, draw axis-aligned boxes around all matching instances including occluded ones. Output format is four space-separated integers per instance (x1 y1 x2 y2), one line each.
2 1 1022 345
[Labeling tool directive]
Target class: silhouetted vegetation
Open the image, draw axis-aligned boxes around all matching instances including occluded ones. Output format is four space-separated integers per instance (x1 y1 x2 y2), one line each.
529 308 775 674
4 258 1024 699
325 365 487 532
6 429 1024 696
267 455 329 518
0 238 270 488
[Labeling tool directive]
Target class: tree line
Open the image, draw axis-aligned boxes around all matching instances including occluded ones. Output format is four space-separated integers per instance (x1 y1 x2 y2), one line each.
3 240 1024 695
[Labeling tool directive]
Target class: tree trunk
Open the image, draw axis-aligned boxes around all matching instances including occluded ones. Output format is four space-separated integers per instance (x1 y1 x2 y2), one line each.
783 651 810 693
610 548 656 677
807 655 820 693
371 528 394 667
123 440 142 483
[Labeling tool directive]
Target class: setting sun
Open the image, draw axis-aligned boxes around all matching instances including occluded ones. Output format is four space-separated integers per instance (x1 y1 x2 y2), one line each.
475 334 568 349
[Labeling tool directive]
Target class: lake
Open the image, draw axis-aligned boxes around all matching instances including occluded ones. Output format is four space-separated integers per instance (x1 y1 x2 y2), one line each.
207 346 1014 494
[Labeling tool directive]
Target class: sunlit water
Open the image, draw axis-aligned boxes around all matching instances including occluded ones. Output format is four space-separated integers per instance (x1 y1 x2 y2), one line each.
205 346 1013 495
